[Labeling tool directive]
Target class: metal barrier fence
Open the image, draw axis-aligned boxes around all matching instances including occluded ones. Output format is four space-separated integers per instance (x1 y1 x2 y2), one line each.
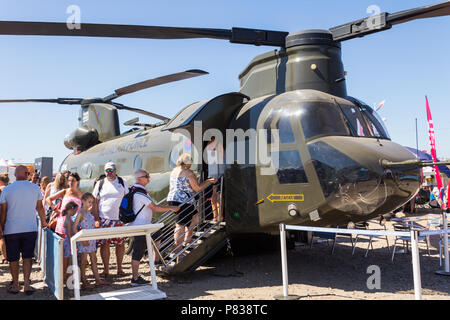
278 212 449 300
70 224 165 300
152 177 223 267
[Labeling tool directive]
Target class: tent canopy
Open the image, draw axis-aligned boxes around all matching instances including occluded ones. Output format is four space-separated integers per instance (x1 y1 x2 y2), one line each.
406 147 450 177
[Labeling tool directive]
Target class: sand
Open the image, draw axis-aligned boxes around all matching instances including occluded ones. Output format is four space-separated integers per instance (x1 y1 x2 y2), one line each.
0 210 449 300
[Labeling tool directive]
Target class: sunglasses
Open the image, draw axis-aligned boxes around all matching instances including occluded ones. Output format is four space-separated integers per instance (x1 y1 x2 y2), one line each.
105 169 115 173
138 175 149 179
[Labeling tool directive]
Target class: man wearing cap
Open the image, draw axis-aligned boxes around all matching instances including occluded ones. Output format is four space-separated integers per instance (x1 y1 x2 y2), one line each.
92 162 129 277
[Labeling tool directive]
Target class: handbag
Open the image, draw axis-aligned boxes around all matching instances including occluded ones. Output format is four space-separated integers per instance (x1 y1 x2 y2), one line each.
47 201 62 231
48 217 58 231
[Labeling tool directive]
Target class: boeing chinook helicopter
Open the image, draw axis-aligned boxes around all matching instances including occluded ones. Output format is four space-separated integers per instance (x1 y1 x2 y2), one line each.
1 1 449 237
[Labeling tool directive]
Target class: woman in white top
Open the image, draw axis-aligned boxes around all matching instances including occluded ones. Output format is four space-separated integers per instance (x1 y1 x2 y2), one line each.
167 154 217 256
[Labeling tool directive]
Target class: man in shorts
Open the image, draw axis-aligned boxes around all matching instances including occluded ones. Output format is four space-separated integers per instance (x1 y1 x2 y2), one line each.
92 162 129 277
129 169 179 285
0 165 47 295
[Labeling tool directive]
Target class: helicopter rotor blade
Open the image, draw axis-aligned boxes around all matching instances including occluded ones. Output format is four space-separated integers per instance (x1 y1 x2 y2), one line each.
104 69 208 101
0 98 83 104
111 102 170 122
330 1 450 42
0 21 288 47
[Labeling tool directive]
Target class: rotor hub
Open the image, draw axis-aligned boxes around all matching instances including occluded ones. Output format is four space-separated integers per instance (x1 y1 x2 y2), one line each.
285 29 340 48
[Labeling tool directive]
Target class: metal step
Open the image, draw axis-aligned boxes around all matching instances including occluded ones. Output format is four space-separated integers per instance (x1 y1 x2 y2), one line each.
167 226 228 274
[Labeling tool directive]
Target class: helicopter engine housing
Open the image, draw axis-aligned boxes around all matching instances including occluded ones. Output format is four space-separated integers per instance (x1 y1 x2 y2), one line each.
64 124 100 151
239 30 347 100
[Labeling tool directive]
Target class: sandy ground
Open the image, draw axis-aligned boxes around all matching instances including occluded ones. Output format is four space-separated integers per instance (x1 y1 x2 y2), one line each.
0 210 449 300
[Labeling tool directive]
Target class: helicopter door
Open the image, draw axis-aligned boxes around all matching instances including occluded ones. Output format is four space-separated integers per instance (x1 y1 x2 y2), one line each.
163 92 249 166
255 104 326 226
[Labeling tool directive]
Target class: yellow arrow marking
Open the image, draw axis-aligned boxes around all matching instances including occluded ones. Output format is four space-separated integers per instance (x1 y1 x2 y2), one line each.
266 193 305 203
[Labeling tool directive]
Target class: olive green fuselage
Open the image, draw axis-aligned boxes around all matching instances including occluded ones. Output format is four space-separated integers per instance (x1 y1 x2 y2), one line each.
61 30 420 234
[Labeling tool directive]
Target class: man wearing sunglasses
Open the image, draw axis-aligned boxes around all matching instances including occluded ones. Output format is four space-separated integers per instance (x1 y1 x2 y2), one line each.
128 169 179 286
92 162 129 278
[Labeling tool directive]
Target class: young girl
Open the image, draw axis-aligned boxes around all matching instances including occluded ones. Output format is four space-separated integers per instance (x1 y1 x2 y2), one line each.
73 193 109 289
55 201 79 282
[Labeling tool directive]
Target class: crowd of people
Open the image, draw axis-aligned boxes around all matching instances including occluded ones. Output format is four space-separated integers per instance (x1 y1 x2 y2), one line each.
0 152 220 295
400 182 449 214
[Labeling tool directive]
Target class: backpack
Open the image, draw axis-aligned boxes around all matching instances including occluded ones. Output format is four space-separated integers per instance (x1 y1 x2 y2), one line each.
119 185 148 223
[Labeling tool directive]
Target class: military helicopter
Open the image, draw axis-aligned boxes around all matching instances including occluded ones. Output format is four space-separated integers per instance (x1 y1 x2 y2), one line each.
0 1 450 237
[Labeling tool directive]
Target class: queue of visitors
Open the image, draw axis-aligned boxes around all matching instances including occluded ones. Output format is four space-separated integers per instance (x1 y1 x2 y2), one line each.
0 155 221 295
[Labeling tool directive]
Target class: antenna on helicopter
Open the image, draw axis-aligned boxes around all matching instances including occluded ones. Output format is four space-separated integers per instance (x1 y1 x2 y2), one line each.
0 69 208 122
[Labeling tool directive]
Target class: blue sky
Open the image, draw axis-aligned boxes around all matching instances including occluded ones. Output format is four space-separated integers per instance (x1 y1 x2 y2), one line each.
0 0 449 170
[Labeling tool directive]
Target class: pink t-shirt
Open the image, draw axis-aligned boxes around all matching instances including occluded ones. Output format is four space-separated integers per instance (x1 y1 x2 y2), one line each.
55 196 81 236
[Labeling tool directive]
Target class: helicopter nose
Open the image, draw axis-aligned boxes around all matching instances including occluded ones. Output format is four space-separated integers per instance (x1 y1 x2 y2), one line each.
379 164 421 210
309 140 421 217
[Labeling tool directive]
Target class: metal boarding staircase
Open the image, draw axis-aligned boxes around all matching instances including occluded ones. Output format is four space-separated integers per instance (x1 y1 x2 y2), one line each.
151 177 227 274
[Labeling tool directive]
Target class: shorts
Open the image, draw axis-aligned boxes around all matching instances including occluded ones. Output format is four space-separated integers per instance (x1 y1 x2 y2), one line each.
168 201 197 226
131 235 147 262
96 219 126 247
4 232 38 262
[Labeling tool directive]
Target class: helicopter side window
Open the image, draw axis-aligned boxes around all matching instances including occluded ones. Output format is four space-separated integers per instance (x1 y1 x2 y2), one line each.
271 150 308 184
359 106 390 139
298 102 350 140
339 105 371 137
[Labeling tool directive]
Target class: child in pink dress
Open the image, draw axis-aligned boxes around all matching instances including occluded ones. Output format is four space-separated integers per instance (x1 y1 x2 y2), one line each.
73 193 109 289
55 200 79 282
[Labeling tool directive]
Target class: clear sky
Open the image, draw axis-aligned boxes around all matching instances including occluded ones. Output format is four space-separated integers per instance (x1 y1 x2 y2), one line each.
0 0 449 171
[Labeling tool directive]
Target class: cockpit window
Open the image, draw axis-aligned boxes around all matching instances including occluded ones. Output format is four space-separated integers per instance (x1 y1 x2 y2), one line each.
339 104 372 137
298 102 350 140
359 106 390 140
276 114 295 143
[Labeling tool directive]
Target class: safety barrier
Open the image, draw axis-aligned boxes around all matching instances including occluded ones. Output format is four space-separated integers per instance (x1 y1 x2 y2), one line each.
41 228 64 300
70 223 164 300
152 177 224 269
278 212 449 300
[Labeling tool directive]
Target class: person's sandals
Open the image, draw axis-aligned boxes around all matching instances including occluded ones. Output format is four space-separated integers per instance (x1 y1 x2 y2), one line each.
95 280 109 287
81 283 94 290
7 285 20 295
24 286 36 296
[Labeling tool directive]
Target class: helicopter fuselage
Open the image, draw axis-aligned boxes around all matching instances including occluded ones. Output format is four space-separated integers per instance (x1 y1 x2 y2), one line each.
61 87 420 234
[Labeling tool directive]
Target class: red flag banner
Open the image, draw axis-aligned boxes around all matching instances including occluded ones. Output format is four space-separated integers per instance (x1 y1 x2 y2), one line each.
426 96 444 205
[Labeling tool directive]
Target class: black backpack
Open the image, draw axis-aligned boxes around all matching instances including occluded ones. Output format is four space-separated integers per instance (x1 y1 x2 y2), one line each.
119 185 148 223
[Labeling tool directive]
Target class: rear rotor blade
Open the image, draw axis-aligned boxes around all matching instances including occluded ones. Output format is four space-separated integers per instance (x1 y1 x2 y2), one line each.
106 69 208 101
111 102 170 121
330 0 450 42
0 98 83 104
